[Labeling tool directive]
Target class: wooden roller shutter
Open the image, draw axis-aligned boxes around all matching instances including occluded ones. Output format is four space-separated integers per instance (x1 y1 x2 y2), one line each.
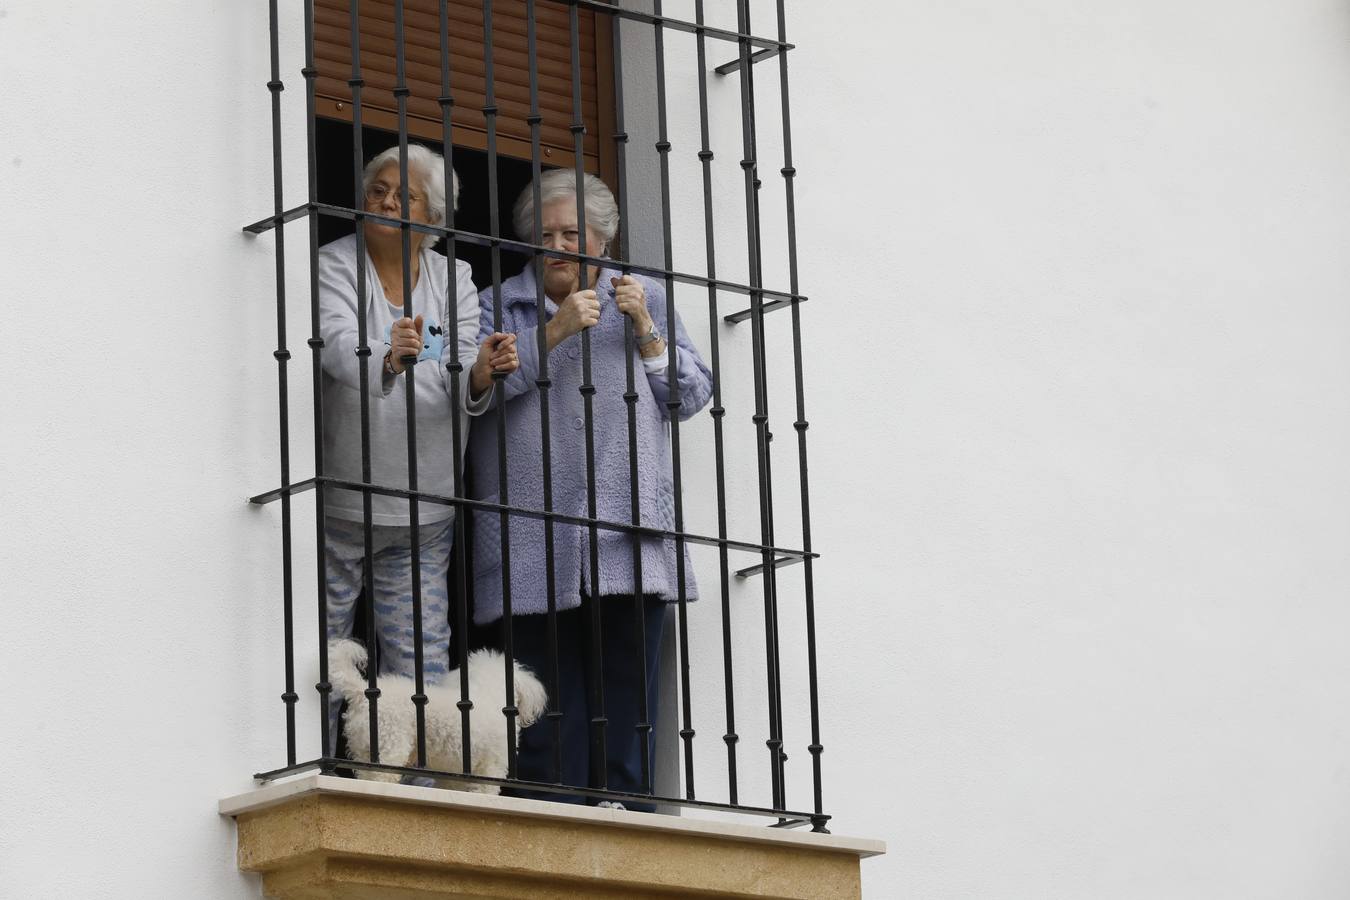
314 0 615 178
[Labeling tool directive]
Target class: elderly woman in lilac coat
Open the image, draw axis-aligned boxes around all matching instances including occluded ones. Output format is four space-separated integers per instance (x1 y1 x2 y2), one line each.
467 169 712 809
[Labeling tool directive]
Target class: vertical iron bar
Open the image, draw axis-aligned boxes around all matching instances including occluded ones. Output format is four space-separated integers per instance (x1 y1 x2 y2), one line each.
753 75 788 826
347 0 380 771
525 0 565 785
570 0 607 792
609 7 653 799
301 0 337 772
764 424 787 811
393 0 429 767
437 0 475 781
739 42 790 815
734 0 786 812
693 0 738 806
481 0 521 776
774 0 827 833
651 0 696 802
266 0 299 768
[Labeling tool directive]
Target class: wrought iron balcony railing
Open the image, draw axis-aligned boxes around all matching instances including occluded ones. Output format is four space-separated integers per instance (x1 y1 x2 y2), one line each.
248 0 826 832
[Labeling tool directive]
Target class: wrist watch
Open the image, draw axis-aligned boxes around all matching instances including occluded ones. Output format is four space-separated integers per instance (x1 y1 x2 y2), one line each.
635 325 662 347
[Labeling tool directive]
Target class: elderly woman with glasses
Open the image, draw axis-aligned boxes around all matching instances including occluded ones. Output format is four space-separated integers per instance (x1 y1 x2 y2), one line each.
467 169 713 809
317 143 518 765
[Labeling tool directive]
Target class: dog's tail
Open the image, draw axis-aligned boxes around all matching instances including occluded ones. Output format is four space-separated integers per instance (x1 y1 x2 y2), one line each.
327 639 370 705
510 659 549 729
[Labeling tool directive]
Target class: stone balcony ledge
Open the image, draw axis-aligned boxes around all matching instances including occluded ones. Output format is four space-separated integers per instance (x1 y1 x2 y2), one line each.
220 774 885 899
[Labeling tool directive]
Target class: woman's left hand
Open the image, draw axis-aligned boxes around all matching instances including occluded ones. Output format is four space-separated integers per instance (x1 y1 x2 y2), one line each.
611 275 653 335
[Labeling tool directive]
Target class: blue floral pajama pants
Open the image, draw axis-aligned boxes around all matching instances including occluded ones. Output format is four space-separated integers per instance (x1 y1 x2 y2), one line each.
323 515 454 757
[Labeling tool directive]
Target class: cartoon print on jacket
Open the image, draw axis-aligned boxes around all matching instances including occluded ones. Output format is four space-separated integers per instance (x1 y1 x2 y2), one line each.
383 318 444 363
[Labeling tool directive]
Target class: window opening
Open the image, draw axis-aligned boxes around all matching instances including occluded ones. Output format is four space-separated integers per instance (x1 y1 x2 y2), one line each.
248 0 826 832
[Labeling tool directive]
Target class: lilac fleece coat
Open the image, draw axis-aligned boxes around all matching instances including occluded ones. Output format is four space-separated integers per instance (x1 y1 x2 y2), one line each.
466 264 714 624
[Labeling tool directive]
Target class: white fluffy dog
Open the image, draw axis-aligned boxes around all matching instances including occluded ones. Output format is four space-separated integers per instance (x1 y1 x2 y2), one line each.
328 639 548 793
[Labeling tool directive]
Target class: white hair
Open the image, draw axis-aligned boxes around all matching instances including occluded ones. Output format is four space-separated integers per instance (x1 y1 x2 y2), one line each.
512 169 619 252
361 144 458 240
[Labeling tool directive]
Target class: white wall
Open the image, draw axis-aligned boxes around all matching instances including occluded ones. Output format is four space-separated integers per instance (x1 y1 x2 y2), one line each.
777 0 1350 897
0 2 307 896
5 0 1350 898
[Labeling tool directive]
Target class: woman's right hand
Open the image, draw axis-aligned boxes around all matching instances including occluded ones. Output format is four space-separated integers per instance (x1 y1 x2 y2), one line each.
469 332 519 397
386 314 424 375
545 289 600 351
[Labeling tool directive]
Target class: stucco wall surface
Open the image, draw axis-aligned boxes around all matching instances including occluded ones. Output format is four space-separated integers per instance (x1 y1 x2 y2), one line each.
0 1 303 897
769 1 1350 897
4 0 1350 898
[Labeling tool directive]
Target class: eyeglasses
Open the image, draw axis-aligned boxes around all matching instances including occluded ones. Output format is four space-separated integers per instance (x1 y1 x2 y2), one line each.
364 183 424 206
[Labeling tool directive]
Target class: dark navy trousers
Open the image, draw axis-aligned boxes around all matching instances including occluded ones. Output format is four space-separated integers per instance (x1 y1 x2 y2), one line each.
487 594 667 811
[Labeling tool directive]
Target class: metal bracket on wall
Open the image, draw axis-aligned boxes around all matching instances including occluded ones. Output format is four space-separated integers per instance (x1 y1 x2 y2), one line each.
714 45 791 76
